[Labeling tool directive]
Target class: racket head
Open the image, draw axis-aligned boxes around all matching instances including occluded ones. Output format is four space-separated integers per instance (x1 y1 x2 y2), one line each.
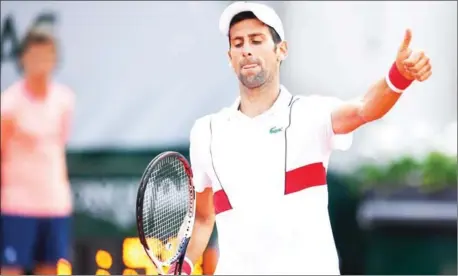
136 151 196 274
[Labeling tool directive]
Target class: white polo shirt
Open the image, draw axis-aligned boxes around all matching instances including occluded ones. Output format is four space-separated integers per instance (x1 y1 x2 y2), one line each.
189 85 352 275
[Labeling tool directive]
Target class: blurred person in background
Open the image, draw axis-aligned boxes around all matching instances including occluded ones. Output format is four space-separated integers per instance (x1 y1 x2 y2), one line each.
0 25 75 275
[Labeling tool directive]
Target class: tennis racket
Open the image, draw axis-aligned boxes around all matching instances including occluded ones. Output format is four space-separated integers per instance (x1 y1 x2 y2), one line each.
136 151 196 275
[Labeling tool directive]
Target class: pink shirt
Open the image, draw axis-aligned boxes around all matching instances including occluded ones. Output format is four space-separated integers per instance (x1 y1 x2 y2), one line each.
1 81 75 217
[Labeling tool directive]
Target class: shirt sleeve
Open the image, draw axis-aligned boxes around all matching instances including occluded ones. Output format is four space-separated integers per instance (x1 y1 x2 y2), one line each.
317 96 354 152
189 116 213 193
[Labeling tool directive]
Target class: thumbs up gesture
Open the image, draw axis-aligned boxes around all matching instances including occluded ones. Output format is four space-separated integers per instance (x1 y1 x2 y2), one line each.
395 29 432 82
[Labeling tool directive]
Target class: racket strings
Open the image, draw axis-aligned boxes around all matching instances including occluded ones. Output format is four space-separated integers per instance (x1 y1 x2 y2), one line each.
142 156 190 263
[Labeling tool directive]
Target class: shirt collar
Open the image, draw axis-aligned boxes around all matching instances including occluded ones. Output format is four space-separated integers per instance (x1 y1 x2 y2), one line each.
230 84 293 119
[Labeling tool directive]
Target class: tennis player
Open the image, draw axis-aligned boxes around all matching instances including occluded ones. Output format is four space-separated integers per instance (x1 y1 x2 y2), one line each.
175 2 432 275
1 27 75 275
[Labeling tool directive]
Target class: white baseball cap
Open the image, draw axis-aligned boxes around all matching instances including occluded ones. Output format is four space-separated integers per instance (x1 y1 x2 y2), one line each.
219 1 285 41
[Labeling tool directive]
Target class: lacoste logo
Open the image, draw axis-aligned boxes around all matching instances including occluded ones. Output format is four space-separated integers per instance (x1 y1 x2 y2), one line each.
269 126 283 134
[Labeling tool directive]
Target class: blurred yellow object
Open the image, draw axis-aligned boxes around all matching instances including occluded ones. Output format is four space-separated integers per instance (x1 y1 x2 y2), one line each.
96 250 113 270
122 268 139 275
123 237 158 274
192 256 203 275
121 237 205 275
57 258 72 275
95 269 110 275
162 237 178 261
148 237 165 258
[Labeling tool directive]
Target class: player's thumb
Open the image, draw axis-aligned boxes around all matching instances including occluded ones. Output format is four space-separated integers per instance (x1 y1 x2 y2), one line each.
399 28 412 52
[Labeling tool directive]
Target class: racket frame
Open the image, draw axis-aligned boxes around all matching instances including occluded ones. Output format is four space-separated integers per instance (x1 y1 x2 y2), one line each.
136 151 196 275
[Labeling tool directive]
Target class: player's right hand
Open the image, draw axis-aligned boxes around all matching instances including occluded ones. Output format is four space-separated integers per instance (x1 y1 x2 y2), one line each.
395 28 432 82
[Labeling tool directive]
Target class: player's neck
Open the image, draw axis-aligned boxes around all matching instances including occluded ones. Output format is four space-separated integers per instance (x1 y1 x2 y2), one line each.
239 80 281 118
24 75 49 100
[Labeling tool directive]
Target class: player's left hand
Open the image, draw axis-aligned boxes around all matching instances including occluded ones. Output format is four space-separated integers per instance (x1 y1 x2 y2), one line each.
395 28 432 82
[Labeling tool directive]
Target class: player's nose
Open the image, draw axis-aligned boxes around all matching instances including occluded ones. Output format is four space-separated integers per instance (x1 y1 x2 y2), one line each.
241 45 253 57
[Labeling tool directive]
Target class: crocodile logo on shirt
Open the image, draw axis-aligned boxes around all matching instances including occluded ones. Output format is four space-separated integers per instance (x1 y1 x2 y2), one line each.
269 126 283 134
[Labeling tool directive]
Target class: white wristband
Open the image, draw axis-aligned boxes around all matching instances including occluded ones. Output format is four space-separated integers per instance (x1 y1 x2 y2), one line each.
385 73 404 94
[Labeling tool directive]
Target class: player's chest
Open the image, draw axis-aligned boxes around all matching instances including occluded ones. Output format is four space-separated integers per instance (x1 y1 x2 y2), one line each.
14 101 62 140
209 112 324 207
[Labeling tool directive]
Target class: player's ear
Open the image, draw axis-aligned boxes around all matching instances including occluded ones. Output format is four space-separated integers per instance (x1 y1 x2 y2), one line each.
276 40 288 62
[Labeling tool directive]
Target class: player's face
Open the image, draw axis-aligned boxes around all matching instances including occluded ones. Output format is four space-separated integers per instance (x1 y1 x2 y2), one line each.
228 18 286 89
21 41 57 78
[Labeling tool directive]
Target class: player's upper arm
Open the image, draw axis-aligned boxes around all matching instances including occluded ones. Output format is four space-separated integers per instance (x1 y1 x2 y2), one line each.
195 187 215 221
311 96 355 152
189 116 215 220
189 116 213 193
330 98 366 135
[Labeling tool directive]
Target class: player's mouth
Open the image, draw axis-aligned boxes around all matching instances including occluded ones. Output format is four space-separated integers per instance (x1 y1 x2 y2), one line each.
242 64 259 70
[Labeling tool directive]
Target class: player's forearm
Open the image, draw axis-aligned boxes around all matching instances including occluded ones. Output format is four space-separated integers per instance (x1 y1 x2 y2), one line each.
186 215 215 264
332 61 414 135
358 77 402 123
331 77 404 135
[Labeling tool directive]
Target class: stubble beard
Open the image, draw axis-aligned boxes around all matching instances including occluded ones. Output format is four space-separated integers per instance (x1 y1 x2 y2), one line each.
238 69 269 89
